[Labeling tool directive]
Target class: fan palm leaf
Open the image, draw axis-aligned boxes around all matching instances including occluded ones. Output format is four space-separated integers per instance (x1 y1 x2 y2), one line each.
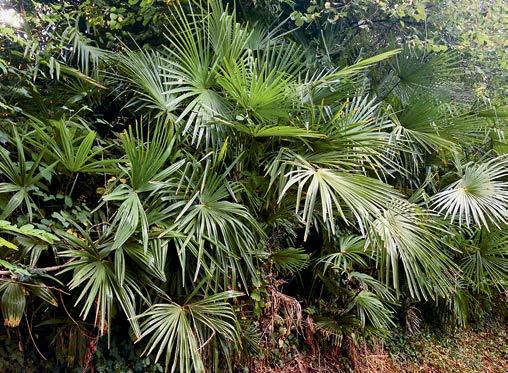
432 156 508 229
269 151 400 239
103 122 183 251
460 229 508 292
115 49 180 118
316 235 368 273
135 291 241 372
366 200 456 299
345 290 394 330
28 118 114 174
0 128 57 220
58 229 142 338
159 159 263 288
310 96 401 177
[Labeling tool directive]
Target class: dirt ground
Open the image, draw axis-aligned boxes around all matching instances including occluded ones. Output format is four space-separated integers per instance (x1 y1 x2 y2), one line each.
249 322 508 373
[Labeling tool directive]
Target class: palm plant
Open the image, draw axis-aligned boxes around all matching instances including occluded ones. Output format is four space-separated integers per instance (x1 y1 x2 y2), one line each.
346 290 394 331
0 127 56 221
458 228 508 293
57 226 143 339
152 152 265 290
103 121 183 251
268 150 401 239
28 118 114 175
0 0 506 371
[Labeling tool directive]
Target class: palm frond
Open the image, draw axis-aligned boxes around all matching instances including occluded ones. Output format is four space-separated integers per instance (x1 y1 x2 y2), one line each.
115 48 179 118
161 159 263 288
120 121 175 191
62 22 110 77
347 272 396 303
379 47 462 103
311 96 400 176
104 122 182 251
432 156 508 229
29 118 114 174
346 290 394 330
304 49 401 104
58 232 141 338
366 200 456 300
460 228 508 293
270 247 309 273
160 0 231 147
0 127 57 220
316 235 368 273
135 291 241 372
269 151 400 239
217 42 303 123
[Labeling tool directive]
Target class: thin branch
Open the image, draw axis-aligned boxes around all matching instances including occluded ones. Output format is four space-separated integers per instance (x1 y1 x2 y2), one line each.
58 292 97 340
25 313 47 361
23 281 70 295
0 262 70 276
69 172 80 197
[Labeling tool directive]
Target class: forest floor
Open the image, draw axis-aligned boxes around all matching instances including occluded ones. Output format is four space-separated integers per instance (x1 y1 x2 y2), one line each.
251 320 508 373
360 323 508 373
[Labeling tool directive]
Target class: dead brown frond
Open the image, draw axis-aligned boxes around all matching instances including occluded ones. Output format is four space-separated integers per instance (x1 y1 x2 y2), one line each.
256 280 303 348
405 305 422 335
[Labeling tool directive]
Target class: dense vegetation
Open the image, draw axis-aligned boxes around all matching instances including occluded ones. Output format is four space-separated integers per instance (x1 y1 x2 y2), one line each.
0 0 506 371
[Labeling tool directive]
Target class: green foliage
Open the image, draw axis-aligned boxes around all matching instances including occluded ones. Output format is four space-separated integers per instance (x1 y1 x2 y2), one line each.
137 291 241 372
432 156 508 229
269 247 309 273
0 127 57 221
0 282 26 327
29 118 114 175
0 0 506 371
